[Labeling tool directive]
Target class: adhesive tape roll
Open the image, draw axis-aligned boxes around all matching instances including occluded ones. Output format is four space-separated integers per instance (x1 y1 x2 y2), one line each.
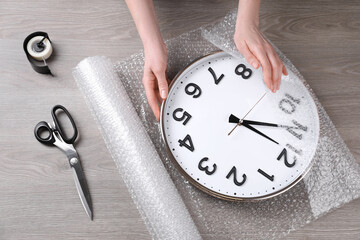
23 31 53 75
26 36 53 61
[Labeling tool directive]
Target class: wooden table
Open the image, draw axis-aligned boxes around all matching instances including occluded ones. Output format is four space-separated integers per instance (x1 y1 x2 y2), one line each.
1 0 359 239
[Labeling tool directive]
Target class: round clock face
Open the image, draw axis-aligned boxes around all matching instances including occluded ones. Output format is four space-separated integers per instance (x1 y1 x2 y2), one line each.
161 51 319 200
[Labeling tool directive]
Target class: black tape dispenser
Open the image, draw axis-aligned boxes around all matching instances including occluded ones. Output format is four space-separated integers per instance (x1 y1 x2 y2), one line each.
23 31 53 75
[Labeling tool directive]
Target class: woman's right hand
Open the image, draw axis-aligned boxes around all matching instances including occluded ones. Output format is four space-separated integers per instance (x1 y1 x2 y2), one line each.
234 22 287 93
235 0 287 93
142 41 169 121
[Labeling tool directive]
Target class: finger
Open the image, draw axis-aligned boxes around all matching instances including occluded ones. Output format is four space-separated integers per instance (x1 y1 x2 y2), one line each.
266 50 283 91
236 41 260 69
155 70 169 99
143 77 161 121
156 91 163 105
283 65 288 76
251 46 273 92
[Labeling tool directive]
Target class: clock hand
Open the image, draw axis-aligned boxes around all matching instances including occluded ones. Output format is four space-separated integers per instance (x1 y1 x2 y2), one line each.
243 119 278 127
229 114 298 129
229 114 277 127
242 92 268 120
229 114 241 124
228 92 267 136
241 122 279 145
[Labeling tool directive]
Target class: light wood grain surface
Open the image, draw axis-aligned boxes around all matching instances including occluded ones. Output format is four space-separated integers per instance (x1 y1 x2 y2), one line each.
0 0 359 239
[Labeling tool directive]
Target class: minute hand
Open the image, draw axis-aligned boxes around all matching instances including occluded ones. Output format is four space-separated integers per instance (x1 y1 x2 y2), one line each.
242 120 297 129
242 122 279 145
242 119 278 127
229 114 293 129
229 114 279 127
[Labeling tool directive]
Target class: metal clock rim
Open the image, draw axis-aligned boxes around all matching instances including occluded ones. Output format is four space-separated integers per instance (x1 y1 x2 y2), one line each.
160 50 320 201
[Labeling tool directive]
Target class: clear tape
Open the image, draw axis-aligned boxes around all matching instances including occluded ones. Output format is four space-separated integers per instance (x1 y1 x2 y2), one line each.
73 10 360 240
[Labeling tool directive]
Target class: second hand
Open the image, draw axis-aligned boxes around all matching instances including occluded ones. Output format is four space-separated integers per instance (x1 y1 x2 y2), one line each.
228 92 268 136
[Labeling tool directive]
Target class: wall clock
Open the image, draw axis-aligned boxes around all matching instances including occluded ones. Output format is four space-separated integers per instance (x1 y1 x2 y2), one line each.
160 51 320 200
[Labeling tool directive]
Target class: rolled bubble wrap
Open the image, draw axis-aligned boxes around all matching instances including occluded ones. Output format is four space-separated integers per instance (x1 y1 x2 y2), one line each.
73 57 201 240
73 9 360 240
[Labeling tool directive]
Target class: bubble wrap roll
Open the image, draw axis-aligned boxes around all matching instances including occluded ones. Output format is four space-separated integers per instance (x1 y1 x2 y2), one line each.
73 57 201 240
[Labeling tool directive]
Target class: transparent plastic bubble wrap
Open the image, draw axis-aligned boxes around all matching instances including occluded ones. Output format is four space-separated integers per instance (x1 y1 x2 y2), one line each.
73 10 360 240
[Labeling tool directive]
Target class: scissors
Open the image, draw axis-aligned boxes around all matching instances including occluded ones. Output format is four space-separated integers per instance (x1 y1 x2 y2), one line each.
34 105 93 220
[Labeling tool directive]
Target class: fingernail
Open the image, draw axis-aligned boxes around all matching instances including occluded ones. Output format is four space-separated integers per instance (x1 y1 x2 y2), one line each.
161 90 167 99
251 61 259 69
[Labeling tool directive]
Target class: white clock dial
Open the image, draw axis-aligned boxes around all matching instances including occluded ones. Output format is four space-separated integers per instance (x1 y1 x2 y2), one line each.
161 51 319 200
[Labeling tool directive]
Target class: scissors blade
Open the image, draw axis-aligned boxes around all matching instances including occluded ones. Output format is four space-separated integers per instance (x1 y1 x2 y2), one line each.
70 159 93 220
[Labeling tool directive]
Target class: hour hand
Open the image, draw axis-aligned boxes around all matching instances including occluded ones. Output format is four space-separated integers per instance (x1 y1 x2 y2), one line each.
242 122 279 145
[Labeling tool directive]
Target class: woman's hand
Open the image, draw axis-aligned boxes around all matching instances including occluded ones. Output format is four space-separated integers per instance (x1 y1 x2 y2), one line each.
125 0 169 121
235 0 287 93
143 41 168 121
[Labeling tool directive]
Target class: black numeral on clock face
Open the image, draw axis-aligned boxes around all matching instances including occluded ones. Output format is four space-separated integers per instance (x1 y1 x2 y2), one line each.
258 169 274 181
173 108 192 125
178 134 194 152
286 120 308 140
185 83 202 98
279 93 301 114
198 157 217 175
235 64 252 79
278 93 308 140
226 166 247 186
277 148 296 168
208 67 224 85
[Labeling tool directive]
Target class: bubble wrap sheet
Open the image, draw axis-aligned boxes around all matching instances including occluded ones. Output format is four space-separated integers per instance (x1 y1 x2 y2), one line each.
73 10 360 240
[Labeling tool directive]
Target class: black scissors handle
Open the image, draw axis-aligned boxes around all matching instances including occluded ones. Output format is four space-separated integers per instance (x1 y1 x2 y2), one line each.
34 105 78 145
34 121 55 145
51 105 78 144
